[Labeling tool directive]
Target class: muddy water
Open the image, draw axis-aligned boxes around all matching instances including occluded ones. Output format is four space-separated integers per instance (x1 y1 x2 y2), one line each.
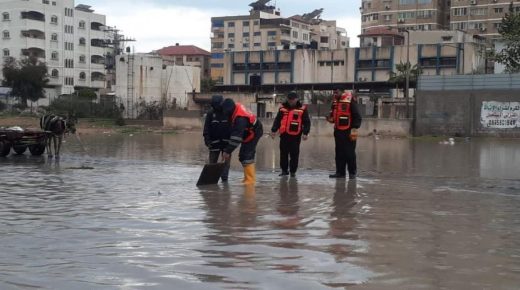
0 133 519 289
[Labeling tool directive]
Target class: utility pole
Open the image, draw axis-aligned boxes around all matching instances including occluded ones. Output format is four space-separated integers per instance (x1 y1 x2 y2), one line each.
404 29 410 119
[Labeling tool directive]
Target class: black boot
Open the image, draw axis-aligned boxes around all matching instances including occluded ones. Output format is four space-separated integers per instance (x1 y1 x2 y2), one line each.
279 171 289 176
329 173 346 178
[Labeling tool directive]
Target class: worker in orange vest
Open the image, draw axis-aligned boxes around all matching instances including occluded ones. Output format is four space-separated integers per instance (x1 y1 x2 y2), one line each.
270 92 311 177
221 98 263 184
327 90 362 179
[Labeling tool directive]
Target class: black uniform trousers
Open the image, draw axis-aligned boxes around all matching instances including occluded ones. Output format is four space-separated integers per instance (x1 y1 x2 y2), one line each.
208 149 230 181
238 121 263 165
279 134 302 174
334 129 357 176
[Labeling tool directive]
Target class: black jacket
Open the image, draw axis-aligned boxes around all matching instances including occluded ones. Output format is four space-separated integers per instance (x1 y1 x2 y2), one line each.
203 109 231 150
271 101 311 136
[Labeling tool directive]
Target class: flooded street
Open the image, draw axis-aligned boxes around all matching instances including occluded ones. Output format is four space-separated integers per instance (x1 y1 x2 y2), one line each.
1 132 519 289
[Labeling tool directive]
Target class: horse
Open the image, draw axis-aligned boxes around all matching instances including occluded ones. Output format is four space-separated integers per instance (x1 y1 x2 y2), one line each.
39 114 77 158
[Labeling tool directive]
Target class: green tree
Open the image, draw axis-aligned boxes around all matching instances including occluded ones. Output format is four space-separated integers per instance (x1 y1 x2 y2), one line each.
77 88 97 101
201 78 216 93
388 62 422 95
494 2 520 73
1 56 48 108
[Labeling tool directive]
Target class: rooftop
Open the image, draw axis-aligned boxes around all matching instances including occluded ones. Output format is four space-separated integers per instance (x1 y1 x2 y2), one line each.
157 45 210 56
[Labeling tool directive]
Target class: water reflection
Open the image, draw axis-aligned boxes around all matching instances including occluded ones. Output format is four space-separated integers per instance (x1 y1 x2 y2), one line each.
1 134 519 289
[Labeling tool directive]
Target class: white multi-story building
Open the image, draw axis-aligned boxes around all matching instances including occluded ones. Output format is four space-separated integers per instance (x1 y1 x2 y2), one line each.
0 0 110 105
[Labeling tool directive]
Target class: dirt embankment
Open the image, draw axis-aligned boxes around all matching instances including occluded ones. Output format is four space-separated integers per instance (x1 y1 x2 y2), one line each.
0 116 172 135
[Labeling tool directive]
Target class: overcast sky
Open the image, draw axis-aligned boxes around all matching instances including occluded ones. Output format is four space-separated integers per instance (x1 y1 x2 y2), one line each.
78 0 361 53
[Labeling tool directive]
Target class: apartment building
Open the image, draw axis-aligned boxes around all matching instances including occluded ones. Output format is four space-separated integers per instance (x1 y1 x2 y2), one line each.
0 0 110 104
210 0 348 84
155 44 211 80
222 37 485 87
361 0 519 41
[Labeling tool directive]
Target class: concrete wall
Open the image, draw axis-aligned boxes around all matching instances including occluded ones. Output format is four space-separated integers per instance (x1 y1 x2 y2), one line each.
416 74 520 137
163 116 411 137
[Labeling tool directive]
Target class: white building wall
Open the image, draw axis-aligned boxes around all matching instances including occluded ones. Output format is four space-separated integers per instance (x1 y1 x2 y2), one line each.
0 0 108 107
116 53 200 118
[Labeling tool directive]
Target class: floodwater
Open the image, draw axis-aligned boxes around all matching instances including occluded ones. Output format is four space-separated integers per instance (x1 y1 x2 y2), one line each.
1 132 519 289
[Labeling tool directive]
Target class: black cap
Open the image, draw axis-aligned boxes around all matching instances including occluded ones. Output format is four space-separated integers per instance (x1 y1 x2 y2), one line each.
221 98 236 116
210 95 224 110
287 92 298 100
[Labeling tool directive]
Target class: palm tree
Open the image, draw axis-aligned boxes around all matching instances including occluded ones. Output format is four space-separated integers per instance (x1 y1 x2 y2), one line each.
388 62 422 98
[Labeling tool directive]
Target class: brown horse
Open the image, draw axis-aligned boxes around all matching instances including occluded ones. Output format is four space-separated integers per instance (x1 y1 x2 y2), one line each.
40 114 76 158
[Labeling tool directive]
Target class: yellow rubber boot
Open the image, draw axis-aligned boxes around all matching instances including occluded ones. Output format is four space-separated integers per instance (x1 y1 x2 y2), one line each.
243 163 256 185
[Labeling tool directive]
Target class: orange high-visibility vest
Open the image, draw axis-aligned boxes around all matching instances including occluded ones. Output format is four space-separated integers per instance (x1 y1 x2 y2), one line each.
231 103 257 143
279 105 307 136
332 92 352 131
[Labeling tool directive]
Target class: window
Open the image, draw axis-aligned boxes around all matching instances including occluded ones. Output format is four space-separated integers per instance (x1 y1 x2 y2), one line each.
453 8 467 16
65 77 74 86
79 20 85 29
243 21 249 26
227 21 235 27
42 0 50 4
2 30 9 39
211 63 224 68
211 19 224 28
65 59 74 68
267 42 276 47
267 31 277 36
51 15 58 24
303 33 309 41
51 69 59 78
64 8 73 17
253 20 259 25
65 25 73 34
212 42 223 49
254 43 261 47
494 8 503 14
243 43 249 48
211 53 224 59
79 37 86 45
2 12 9 21
254 31 261 36
65 42 74 50
3 49 9 57
79 55 86 63
320 36 329 43
51 33 58 41
228 43 234 48
399 0 415 4
51 51 58 60
79 72 86 80
243 32 249 37
292 31 298 38
228 33 235 38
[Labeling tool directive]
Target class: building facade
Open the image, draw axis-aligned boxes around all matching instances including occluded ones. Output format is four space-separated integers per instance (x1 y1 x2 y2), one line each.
115 53 201 118
360 0 519 41
0 0 111 105
222 38 485 87
155 44 211 80
210 1 348 83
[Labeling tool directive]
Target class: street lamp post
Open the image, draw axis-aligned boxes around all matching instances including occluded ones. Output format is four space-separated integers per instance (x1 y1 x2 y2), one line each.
404 29 410 119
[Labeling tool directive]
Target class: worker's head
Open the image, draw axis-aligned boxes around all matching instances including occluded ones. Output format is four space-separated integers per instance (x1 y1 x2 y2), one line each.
210 95 224 111
221 98 236 116
287 92 299 106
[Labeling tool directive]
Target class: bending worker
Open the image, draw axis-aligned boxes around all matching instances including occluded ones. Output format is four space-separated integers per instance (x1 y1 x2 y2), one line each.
327 90 362 179
270 92 311 177
221 98 264 185
203 95 231 182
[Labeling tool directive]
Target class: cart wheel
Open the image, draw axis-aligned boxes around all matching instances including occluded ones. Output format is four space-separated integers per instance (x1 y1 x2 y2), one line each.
0 141 11 157
13 144 27 155
29 143 46 156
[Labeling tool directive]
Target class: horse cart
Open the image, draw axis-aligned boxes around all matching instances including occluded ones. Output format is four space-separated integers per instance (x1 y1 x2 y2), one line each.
0 127 49 157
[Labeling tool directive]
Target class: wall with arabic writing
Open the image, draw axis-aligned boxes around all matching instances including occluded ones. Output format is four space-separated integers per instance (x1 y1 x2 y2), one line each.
415 90 520 137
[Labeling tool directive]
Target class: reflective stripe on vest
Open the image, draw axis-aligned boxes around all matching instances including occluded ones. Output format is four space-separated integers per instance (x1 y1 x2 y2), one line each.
333 96 352 131
279 105 306 136
231 103 257 143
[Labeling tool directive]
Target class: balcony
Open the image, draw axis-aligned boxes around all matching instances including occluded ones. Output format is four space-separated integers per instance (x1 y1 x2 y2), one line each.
91 72 106 88
91 55 105 65
21 47 45 59
91 38 106 48
21 11 45 22
91 21 104 31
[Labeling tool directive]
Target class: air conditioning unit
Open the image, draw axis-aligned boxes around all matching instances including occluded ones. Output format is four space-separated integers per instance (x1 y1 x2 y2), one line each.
244 37 249 41
385 5 391 9
229 38 234 42
398 18 405 23
480 27 487 32
470 0 477 5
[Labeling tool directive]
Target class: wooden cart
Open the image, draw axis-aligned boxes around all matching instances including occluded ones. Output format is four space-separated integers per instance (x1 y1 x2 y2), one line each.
0 128 49 157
